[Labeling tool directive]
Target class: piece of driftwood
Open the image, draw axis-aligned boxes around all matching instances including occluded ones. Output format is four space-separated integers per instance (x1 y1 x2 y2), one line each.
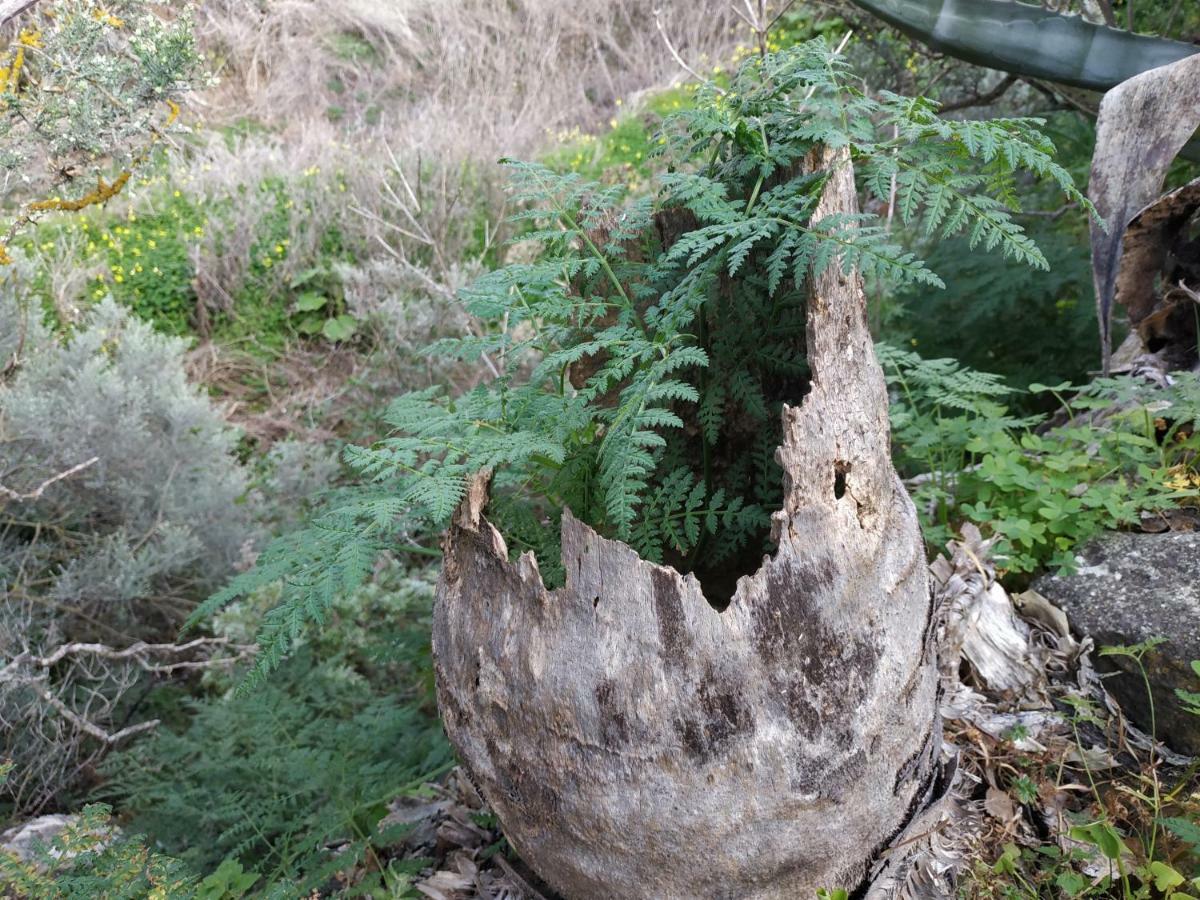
432 150 943 898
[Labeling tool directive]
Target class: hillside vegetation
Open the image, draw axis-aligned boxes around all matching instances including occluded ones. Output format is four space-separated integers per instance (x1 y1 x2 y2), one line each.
1 0 1199 897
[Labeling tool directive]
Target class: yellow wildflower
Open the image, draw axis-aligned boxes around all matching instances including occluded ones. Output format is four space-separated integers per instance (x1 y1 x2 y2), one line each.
91 9 124 28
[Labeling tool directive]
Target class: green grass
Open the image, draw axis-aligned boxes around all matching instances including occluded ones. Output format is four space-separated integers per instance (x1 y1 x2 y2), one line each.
18 164 353 355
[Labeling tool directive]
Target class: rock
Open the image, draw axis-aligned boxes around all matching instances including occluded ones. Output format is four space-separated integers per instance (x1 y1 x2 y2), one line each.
1033 531 1200 754
2 815 75 862
1 814 117 868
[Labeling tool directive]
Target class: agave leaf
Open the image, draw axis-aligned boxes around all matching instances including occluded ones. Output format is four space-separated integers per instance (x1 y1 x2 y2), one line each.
848 0 1197 92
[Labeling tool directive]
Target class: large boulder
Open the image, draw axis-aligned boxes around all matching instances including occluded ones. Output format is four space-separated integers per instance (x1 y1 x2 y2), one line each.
1033 531 1200 754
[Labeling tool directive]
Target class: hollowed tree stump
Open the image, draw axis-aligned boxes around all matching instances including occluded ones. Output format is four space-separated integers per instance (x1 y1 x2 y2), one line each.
432 151 943 898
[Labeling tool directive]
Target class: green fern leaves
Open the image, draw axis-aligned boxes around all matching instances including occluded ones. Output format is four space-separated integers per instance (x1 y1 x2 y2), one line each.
197 36 1092 682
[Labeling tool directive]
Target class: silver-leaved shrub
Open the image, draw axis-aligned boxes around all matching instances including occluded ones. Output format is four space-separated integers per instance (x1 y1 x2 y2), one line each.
0 291 256 812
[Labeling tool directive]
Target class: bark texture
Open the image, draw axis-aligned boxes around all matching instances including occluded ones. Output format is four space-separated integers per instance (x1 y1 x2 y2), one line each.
1088 54 1200 371
432 151 943 899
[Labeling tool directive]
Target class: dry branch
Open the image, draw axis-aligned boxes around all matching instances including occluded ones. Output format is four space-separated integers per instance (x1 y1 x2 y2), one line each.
652 8 725 94
3 636 252 673
1 637 254 750
26 685 159 746
938 74 1019 113
0 456 98 504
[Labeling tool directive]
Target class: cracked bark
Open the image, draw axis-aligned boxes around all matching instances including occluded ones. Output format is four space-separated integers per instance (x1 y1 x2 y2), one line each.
432 149 944 899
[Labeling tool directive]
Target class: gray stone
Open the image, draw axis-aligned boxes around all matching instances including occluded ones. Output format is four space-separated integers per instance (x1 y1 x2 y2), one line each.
2 815 75 862
1 814 117 867
1033 531 1200 754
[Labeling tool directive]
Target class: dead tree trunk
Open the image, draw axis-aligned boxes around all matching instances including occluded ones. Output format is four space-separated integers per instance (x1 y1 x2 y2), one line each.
1088 53 1200 374
432 149 945 898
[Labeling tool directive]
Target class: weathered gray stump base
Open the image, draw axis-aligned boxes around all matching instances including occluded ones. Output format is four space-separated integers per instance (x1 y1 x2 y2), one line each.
432 151 944 899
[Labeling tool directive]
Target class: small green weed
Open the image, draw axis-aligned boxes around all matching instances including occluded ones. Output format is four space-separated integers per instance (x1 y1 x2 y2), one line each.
965 642 1200 899
288 265 358 342
16 156 357 353
882 346 1200 574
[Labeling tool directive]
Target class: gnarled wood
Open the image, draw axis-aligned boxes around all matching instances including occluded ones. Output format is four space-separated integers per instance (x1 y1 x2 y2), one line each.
432 150 943 898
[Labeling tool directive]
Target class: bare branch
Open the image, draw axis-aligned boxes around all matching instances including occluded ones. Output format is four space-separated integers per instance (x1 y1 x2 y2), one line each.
32 685 160 745
938 74 1019 114
1017 201 1078 220
765 0 802 30
653 8 726 95
2 636 254 676
0 456 98 504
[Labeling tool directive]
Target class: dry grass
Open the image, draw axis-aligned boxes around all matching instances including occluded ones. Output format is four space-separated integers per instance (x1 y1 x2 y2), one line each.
196 0 741 162
185 341 361 446
178 128 357 310
159 0 746 434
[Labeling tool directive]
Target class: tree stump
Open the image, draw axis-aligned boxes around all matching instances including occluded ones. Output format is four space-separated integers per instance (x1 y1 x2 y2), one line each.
432 150 944 898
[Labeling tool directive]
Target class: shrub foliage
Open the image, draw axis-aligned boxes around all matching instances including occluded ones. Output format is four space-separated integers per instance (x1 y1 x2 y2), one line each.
189 38 1090 680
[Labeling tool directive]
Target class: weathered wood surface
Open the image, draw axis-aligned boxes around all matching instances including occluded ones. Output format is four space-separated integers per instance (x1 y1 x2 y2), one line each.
1089 54 1200 371
432 150 942 899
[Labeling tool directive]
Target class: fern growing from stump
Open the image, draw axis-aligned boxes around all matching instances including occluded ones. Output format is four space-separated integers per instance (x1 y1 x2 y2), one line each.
187 37 1092 681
